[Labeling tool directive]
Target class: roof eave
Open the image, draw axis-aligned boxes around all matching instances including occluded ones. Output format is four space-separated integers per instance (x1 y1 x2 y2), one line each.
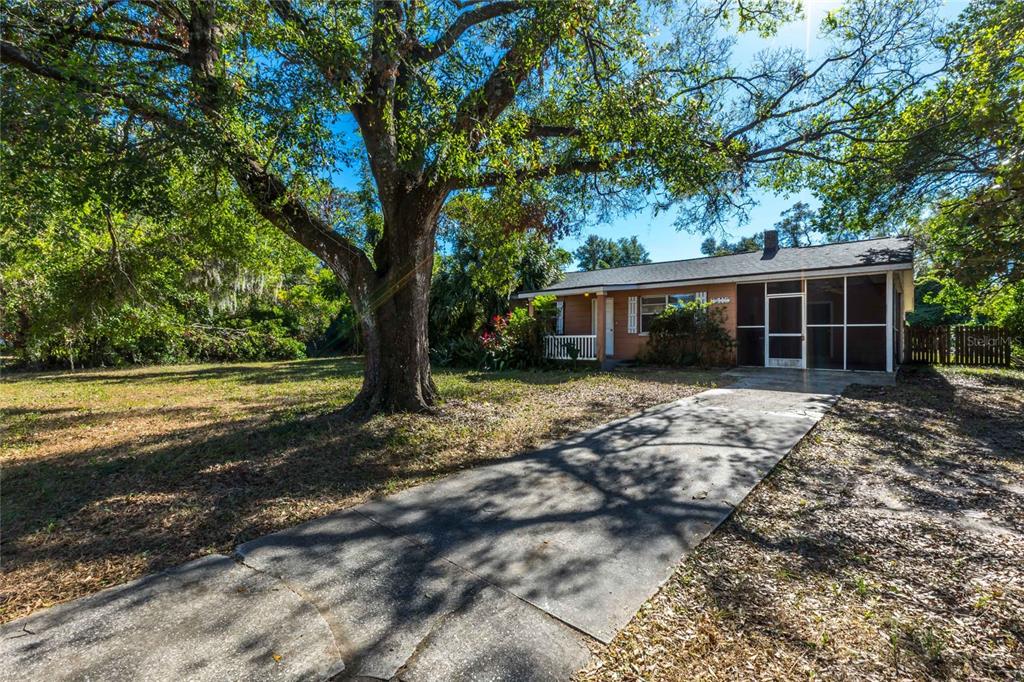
515 261 913 299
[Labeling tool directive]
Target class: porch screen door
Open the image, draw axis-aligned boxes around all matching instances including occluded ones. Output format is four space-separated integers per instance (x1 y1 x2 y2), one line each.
767 295 804 368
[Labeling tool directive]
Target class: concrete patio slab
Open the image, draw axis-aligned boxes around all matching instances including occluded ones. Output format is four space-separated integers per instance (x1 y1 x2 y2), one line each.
0 554 341 681
235 509 589 680
355 372 841 642
2 367 880 680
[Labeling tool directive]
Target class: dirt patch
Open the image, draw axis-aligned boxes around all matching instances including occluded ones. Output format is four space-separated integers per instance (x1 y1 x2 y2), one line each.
578 366 1024 681
0 358 720 623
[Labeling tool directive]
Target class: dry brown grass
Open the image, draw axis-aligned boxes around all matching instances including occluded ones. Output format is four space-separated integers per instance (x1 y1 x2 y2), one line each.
0 357 720 624
578 366 1024 681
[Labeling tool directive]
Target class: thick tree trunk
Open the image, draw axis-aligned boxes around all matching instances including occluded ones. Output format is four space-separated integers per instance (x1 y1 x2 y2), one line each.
347 196 441 415
352 273 436 414
227 155 443 416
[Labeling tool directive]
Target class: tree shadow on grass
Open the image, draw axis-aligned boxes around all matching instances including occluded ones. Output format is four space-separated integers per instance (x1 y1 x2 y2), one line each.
0 356 366 386
1 405 231 442
1 360 721 602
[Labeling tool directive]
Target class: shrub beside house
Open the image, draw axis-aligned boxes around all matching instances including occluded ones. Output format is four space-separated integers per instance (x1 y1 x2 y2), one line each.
640 302 734 368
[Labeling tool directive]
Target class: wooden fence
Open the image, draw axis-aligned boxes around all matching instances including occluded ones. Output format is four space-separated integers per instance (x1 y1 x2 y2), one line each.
905 325 1012 366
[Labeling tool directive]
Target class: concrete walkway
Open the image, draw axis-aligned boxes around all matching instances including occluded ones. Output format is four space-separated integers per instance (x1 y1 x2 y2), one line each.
1 369 892 681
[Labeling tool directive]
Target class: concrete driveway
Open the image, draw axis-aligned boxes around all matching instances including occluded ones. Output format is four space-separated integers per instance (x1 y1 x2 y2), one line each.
1 369 891 681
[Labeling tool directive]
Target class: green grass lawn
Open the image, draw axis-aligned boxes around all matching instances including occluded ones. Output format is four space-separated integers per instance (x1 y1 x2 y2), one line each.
0 357 721 623
577 366 1024 681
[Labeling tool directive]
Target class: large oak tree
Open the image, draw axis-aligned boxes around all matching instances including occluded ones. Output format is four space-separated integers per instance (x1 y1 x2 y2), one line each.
2 0 942 412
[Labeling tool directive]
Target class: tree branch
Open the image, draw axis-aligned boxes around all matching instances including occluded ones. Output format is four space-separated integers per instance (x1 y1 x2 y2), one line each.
413 1 525 61
76 29 185 57
451 11 563 137
229 157 373 286
1 39 70 81
1 39 186 130
524 122 580 139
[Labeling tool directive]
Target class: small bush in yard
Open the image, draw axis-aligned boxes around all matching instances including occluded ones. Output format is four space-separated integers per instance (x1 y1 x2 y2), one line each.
182 319 306 361
480 308 545 370
640 301 733 367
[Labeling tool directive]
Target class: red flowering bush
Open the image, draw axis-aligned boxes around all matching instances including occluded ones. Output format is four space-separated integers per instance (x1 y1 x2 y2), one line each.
480 308 544 370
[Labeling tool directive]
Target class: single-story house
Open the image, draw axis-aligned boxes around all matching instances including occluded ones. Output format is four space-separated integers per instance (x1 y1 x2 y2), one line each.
517 231 914 372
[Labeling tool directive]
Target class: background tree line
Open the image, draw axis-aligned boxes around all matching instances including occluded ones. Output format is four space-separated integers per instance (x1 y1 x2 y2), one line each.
0 145 570 368
573 235 650 270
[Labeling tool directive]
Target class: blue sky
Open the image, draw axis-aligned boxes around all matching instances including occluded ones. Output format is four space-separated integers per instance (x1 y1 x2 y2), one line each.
558 0 968 265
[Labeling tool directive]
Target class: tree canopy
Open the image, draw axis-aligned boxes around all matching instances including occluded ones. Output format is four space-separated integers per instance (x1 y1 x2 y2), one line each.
0 122 343 365
574 234 651 270
812 0 1023 291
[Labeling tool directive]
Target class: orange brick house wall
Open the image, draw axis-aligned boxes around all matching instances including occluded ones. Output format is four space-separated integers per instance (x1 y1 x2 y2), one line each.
555 282 738 362
560 295 594 336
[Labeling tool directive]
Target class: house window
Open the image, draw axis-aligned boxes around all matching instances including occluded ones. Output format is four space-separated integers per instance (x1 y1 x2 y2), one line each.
639 293 697 333
639 295 666 333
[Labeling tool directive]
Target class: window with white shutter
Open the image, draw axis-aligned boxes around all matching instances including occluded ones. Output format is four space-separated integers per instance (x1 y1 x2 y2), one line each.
697 291 708 303
627 297 638 334
555 300 564 334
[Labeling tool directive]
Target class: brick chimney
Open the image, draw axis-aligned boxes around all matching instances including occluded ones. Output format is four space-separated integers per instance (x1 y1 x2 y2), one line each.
763 229 779 253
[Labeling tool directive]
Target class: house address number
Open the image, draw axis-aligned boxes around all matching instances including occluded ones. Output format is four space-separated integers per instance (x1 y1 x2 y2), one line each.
711 296 731 304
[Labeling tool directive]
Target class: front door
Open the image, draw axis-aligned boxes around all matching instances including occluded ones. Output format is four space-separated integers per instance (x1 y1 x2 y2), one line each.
604 297 615 356
767 294 804 368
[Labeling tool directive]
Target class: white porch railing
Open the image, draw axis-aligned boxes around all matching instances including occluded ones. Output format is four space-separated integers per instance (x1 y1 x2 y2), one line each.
544 335 597 360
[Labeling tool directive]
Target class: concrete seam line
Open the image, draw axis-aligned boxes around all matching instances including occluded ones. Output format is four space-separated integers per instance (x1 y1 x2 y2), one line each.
230 551 349 678
348 507 601 644
388 596 469 680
